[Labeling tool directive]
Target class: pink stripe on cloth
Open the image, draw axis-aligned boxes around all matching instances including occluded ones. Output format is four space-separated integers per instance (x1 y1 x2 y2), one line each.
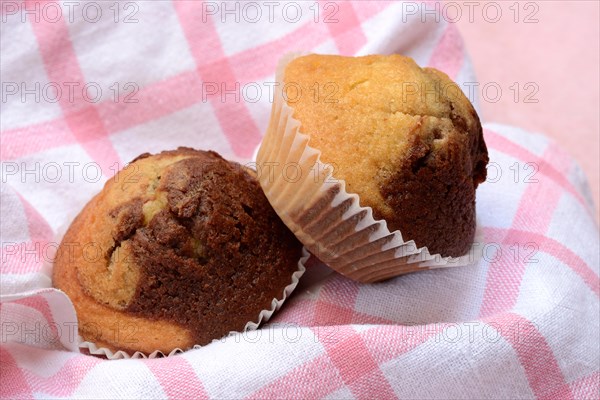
484 129 590 212
511 145 569 233
487 312 573 400
314 276 359 326
21 354 101 397
569 371 600 400
277 297 397 327
361 324 439 365
1 242 47 274
318 276 360 306
230 1 393 82
250 323 437 400
0 347 32 399
229 22 330 83
321 1 367 55
0 0 24 16
479 145 567 317
1 119 74 161
25 0 87 114
297 277 397 398
1 195 53 274
98 70 202 135
62 106 121 174
272 298 317 325
19 193 52 245
313 301 355 326
350 313 398 326
322 326 396 400
351 0 395 17
479 228 599 319
12 296 59 340
26 0 120 175
512 230 599 296
2 344 102 398
174 2 262 157
478 227 533 319
144 356 209 400
245 353 344 400
428 23 464 79
197 59 263 157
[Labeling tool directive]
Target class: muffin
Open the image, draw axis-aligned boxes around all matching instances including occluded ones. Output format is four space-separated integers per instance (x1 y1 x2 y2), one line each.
53 148 305 355
257 54 488 282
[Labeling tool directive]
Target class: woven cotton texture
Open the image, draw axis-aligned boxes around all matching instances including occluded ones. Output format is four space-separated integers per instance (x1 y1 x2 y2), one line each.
1 1 599 399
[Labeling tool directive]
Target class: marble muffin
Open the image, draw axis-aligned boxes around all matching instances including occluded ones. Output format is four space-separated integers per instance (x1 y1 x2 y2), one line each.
53 148 303 354
281 54 489 257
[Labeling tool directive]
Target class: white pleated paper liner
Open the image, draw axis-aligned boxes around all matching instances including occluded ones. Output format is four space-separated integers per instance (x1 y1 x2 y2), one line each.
256 53 482 283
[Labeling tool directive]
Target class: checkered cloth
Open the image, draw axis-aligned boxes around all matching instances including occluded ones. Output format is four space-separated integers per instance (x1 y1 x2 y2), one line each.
1 1 599 399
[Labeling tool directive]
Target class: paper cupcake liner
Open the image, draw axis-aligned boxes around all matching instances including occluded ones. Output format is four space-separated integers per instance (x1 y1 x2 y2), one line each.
256 53 482 283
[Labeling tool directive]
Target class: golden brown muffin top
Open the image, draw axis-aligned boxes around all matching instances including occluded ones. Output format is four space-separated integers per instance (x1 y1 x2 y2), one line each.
284 54 481 216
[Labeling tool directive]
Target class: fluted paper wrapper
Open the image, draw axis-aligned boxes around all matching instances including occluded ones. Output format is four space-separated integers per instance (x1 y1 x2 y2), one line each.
256 53 482 283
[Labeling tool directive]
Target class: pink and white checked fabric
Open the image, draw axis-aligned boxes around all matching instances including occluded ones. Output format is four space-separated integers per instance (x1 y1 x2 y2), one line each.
1 1 599 399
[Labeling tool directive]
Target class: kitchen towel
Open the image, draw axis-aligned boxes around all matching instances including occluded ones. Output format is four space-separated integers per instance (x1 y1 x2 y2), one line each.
1 1 599 398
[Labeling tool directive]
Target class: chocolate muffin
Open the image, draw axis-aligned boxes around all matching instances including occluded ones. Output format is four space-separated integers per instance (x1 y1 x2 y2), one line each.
282 54 488 257
53 148 304 354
